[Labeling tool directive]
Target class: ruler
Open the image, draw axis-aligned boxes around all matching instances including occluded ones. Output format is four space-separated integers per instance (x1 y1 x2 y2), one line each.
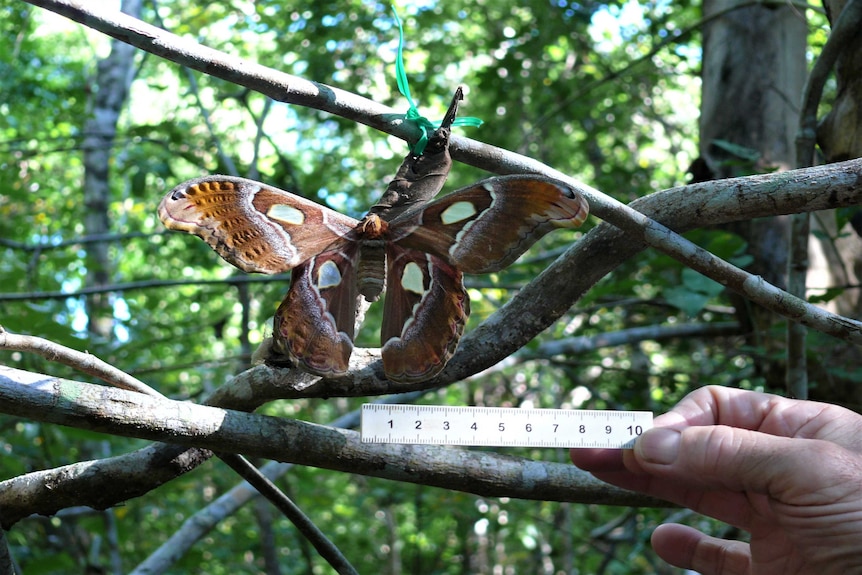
361 404 653 449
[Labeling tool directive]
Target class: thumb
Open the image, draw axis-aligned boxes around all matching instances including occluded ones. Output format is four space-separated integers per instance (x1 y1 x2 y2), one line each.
632 425 850 501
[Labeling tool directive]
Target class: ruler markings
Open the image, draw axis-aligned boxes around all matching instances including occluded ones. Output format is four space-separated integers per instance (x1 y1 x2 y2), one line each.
361 405 652 449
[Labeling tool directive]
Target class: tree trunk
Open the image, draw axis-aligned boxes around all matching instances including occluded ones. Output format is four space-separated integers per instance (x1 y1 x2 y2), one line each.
699 0 807 389
81 0 142 339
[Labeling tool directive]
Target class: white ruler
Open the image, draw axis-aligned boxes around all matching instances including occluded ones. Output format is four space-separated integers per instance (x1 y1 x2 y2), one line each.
361 404 653 449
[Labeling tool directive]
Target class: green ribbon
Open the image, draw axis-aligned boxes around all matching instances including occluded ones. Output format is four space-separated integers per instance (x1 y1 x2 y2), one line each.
391 7 482 154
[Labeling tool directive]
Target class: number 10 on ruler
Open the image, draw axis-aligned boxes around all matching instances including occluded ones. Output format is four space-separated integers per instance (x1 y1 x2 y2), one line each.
361 405 653 449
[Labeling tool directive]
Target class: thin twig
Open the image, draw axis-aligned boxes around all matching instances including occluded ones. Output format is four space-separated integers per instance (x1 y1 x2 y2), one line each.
0 231 167 252
0 274 290 301
0 326 165 398
217 454 359 575
473 322 744 378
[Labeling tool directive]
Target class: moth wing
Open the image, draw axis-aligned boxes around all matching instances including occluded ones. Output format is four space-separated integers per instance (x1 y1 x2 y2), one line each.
380 246 469 383
390 175 589 274
272 244 359 378
159 175 359 274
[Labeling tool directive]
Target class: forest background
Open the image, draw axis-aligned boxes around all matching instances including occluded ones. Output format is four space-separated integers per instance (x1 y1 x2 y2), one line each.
1 0 861 573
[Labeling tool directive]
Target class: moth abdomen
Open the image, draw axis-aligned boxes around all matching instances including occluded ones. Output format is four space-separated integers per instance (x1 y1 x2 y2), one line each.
356 239 386 302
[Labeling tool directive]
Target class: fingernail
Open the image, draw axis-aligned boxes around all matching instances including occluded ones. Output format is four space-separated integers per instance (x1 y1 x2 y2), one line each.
636 428 680 465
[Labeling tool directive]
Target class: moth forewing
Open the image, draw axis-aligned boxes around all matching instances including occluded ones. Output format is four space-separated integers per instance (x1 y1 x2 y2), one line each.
159 175 360 275
388 174 590 274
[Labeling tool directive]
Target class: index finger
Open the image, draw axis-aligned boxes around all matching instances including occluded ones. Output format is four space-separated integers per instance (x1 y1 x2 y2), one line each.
659 386 862 449
571 387 778 473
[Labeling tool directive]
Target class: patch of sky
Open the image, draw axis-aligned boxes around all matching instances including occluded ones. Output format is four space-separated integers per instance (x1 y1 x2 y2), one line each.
589 0 649 53
322 13 346 27
590 0 701 63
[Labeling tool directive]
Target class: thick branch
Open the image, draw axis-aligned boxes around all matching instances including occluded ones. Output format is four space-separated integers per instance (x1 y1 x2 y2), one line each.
0 366 663 530
458 159 862 386
0 331 349 570
0 440 212 529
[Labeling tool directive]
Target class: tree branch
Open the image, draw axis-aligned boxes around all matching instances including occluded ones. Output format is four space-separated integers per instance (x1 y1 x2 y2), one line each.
461 322 743 379
22 0 419 143
215 453 359 575
797 0 862 167
453 159 862 385
528 322 743 359
0 440 212 530
0 230 166 252
2 321 664 541
0 327 165 397
0 365 665 529
127 390 423 574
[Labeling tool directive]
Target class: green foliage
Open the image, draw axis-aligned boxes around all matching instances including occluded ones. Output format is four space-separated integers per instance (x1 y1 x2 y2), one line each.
0 0 835 573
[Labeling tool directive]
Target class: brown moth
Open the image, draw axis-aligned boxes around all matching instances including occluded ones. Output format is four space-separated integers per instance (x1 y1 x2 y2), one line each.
158 173 588 383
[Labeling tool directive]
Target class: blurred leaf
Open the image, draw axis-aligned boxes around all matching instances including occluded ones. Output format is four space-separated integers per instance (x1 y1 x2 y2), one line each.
663 285 712 316
809 287 845 304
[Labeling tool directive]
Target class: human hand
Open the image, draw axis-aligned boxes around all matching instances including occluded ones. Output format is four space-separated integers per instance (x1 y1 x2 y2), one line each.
570 386 862 575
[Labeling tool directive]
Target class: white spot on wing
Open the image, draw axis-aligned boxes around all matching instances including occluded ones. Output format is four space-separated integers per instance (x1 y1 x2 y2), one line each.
317 260 342 289
449 188 496 259
267 203 305 225
439 201 477 225
400 262 425 294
